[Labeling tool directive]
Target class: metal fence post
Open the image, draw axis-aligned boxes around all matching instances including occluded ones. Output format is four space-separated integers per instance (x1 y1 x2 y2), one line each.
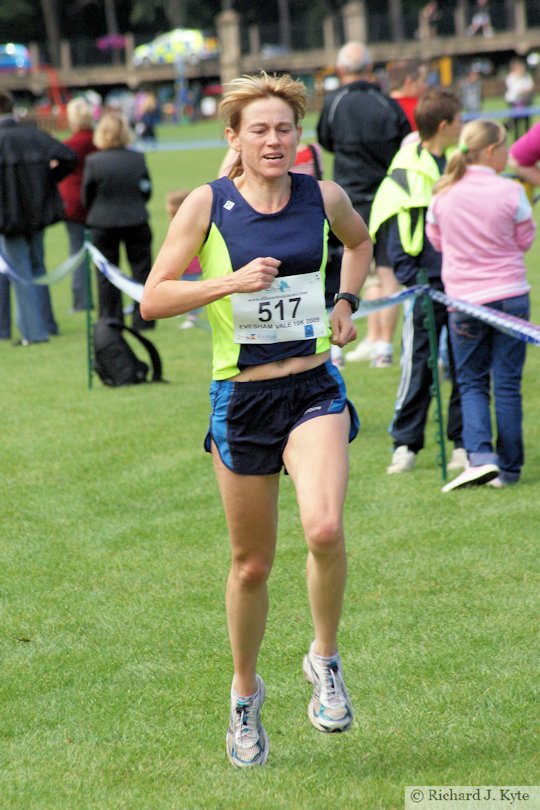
417 269 447 482
84 231 94 390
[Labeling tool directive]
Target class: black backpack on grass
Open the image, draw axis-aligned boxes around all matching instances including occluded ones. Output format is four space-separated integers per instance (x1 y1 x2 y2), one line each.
93 318 164 387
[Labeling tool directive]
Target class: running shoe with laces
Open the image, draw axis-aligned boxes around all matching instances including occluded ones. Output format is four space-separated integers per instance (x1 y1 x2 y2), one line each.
303 642 353 733
226 675 269 768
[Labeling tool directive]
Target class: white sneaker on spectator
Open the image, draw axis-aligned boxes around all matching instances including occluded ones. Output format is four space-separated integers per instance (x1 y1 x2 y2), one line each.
370 353 393 368
487 476 517 489
447 448 468 471
370 340 393 368
387 445 416 474
441 463 499 493
346 338 378 362
486 477 505 488
179 317 198 330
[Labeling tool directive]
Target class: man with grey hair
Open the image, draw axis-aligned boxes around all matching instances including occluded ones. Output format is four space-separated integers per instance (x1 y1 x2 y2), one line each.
317 41 411 367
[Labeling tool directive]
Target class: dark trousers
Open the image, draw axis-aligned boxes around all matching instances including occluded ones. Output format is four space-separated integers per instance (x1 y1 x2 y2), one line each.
508 108 530 140
390 288 462 453
91 223 154 331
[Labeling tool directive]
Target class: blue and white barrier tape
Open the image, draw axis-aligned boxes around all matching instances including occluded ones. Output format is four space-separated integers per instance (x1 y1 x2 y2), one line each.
352 285 427 317
0 247 85 286
86 243 143 303
352 283 540 347
0 242 144 303
1 247 539 346
430 288 540 346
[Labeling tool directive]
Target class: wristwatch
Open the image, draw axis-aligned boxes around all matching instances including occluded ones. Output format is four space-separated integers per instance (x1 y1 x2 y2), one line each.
334 292 360 313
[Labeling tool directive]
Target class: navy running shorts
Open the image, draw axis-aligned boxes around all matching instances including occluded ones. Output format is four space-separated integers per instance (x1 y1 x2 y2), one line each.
204 360 360 475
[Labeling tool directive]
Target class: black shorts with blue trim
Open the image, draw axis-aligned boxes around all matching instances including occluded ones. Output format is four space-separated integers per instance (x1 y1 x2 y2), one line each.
204 360 360 476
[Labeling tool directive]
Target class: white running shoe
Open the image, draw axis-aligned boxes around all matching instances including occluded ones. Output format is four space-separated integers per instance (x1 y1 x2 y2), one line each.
346 338 378 362
387 445 416 474
447 448 468 471
486 476 516 488
179 318 197 330
303 642 353 733
486 477 505 488
441 463 499 493
226 676 269 768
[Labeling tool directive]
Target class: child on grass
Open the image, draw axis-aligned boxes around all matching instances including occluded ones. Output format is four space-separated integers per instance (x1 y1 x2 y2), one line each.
426 119 536 492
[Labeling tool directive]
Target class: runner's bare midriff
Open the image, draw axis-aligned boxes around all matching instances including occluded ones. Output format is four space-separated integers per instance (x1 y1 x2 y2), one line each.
231 350 330 382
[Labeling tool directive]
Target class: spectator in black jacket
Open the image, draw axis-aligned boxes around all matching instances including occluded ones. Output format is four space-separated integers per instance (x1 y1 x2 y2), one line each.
82 111 154 331
317 41 411 367
0 90 77 345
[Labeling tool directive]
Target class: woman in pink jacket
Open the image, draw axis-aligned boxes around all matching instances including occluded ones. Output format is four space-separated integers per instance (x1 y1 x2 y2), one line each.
426 119 536 492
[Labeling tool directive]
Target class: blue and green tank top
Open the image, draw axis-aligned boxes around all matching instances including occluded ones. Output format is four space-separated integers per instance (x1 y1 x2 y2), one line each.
198 173 331 379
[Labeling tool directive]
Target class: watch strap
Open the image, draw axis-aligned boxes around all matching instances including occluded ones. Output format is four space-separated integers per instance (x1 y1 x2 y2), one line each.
334 292 359 313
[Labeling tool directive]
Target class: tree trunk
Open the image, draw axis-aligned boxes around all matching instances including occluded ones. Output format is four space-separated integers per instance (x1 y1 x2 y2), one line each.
504 0 515 29
455 0 467 36
164 0 188 28
103 0 119 34
278 0 291 49
388 0 404 42
40 0 61 66
103 0 121 64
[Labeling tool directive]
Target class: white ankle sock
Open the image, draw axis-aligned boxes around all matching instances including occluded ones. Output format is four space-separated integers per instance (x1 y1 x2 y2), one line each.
374 341 393 356
232 685 258 702
312 644 339 664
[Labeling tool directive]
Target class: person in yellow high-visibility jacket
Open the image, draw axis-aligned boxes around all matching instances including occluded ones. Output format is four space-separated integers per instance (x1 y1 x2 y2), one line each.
369 88 465 476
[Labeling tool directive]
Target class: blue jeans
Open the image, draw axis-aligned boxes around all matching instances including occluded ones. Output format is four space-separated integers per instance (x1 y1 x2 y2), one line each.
66 220 92 310
449 294 529 482
0 232 57 342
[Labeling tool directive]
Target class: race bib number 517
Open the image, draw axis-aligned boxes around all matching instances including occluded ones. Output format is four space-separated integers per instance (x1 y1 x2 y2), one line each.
231 271 328 344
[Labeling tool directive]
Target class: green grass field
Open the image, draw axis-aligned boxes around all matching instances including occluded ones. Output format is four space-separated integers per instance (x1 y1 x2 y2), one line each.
1 116 539 810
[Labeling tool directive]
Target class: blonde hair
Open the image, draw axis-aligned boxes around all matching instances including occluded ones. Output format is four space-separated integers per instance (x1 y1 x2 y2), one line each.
93 111 133 150
435 119 506 194
218 71 307 179
67 97 94 131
